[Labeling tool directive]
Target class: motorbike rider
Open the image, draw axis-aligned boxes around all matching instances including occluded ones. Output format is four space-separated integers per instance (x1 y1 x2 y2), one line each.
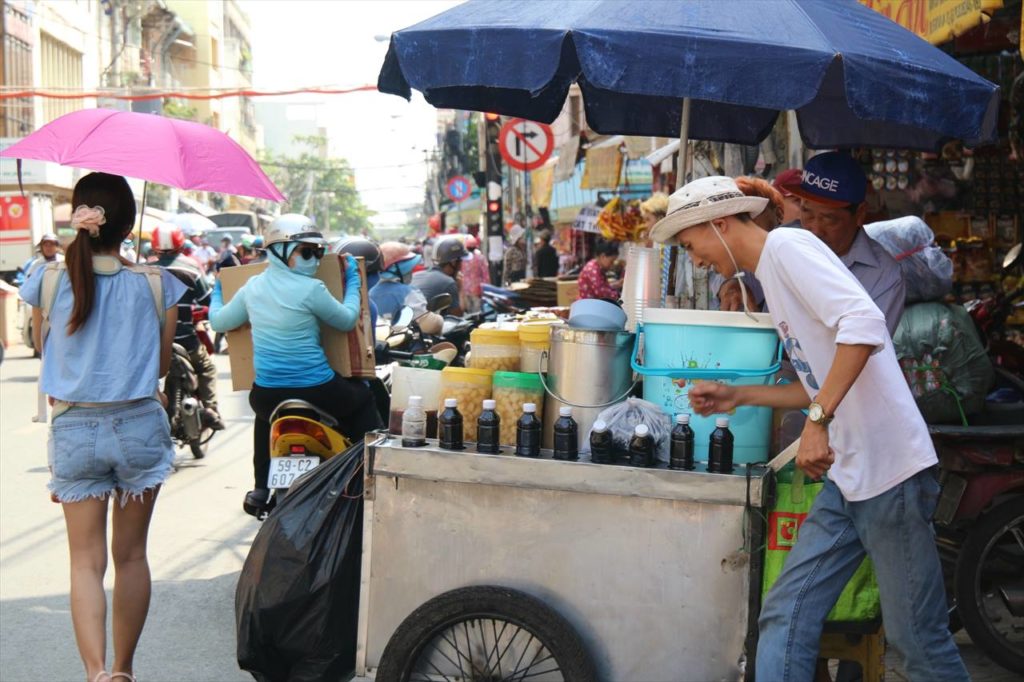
371 241 428 320
208 214 381 513
335 236 382 330
412 236 465 316
150 223 225 430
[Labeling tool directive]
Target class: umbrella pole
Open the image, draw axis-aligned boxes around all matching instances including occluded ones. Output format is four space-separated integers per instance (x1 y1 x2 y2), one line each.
675 98 692 190
136 180 148 263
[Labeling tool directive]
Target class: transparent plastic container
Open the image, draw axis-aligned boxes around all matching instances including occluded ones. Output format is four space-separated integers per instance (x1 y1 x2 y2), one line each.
437 367 494 441
468 326 521 372
518 320 565 374
492 371 545 446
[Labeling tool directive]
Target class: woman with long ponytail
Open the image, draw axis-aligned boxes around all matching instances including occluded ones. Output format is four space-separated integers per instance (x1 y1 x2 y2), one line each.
19 172 186 682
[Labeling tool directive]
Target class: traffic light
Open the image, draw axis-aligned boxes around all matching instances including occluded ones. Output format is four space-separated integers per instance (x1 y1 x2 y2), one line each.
483 113 503 239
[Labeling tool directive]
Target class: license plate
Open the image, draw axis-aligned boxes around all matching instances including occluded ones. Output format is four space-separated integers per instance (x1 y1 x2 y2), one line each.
267 456 320 489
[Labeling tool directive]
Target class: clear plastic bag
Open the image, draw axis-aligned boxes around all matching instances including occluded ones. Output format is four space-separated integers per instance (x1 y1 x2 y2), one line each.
587 397 673 462
864 216 953 304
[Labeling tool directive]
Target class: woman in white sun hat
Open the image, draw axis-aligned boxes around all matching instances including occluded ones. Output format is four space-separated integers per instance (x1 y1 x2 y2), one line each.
652 176 966 681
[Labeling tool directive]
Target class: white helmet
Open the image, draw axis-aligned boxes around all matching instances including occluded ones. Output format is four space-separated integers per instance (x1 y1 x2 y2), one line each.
264 214 327 247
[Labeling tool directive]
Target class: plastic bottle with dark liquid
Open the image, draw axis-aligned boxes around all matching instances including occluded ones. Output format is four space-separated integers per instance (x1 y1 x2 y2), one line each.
552 406 579 461
589 419 613 464
708 416 735 474
476 399 501 454
669 413 695 471
628 424 654 468
401 395 427 447
438 398 464 450
515 403 542 458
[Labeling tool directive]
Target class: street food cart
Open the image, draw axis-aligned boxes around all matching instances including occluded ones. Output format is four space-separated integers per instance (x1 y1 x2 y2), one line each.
354 434 774 681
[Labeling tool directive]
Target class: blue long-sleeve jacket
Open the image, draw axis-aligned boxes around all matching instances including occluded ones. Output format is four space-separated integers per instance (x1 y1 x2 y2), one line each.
209 255 361 388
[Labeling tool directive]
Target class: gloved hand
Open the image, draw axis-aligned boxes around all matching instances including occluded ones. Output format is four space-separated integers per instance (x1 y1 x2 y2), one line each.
344 254 362 292
211 278 224 306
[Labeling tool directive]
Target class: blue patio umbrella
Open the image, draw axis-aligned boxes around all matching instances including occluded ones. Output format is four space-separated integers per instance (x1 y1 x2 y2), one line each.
378 0 1000 152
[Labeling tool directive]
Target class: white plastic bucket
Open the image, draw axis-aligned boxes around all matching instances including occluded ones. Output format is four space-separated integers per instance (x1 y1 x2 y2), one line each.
633 308 781 464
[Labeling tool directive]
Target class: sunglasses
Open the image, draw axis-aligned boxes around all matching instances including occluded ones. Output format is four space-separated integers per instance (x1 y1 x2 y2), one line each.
298 245 325 260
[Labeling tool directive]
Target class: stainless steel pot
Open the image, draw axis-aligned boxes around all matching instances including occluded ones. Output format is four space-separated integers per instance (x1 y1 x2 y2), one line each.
540 326 636 450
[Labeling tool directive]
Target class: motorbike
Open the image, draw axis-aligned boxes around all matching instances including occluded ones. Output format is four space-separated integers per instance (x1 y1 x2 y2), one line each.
243 399 351 520
933 242 1024 674
163 341 218 459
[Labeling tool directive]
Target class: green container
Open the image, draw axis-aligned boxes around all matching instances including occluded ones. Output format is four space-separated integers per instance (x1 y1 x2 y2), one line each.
493 371 544 391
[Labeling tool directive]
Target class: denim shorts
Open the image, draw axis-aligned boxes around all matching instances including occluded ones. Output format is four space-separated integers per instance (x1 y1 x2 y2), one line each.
47 398 174 505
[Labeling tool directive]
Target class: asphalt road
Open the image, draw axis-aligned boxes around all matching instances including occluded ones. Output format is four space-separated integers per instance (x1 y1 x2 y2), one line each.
0 344 256 682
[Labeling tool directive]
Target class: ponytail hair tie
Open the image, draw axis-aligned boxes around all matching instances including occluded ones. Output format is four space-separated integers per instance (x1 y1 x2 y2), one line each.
70 205 107 238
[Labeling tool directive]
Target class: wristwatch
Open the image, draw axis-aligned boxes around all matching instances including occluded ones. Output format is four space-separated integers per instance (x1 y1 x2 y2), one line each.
808 401 833 427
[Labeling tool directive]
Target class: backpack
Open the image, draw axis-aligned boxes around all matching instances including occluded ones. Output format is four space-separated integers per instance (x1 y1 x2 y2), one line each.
38 259 165 347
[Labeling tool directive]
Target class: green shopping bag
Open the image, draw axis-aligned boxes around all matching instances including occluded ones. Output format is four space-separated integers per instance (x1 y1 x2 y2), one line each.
763 462 881 622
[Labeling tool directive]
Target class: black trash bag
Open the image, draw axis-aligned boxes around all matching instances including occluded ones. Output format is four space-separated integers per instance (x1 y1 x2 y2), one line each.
236 443 364 682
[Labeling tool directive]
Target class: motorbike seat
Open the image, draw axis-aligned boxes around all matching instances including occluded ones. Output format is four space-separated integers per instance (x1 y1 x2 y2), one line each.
269 399 339 429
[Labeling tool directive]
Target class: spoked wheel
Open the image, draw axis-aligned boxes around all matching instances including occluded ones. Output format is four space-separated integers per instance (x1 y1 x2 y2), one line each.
377 586 596 682
955 497 1024 674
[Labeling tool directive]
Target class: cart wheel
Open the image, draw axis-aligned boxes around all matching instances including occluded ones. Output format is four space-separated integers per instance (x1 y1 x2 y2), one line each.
377 585 597 682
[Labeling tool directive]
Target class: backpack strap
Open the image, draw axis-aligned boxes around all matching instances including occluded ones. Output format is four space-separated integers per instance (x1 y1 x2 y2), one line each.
38 261 66 348
122 263 166 328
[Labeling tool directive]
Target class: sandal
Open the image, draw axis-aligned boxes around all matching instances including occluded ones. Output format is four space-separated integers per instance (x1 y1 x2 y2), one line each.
110 674 136 682
90 673 111 682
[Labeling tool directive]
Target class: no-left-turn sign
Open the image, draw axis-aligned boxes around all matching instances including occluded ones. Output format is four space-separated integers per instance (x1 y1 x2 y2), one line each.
498 118 554 172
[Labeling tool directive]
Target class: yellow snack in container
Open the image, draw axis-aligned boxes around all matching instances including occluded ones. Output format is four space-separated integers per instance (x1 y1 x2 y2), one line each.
492 371 545 446
437 367 494 441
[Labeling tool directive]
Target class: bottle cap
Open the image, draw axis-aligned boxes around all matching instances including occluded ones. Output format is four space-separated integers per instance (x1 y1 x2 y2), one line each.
676 413 690 425
715 416 730 428
634 424 650 437
482 399 496 410
559 406 572 418
408 396 422 407
592 419 608 432
444 398 457 408
523 403 536 413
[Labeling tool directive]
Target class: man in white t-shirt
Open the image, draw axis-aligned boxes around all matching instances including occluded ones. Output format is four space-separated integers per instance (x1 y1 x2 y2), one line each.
651 175 966 681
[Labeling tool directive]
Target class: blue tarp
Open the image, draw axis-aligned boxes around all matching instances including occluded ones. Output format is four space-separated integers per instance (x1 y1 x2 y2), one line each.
379 0 1000 151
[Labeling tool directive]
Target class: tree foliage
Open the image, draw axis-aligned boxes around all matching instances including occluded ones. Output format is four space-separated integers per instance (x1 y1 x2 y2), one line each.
260 135 374 237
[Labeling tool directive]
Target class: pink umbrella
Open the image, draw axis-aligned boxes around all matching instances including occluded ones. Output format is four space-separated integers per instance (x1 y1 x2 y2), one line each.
0 108 285 201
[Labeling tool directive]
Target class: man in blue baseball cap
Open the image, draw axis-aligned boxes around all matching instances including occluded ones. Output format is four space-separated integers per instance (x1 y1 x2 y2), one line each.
780 152 904 335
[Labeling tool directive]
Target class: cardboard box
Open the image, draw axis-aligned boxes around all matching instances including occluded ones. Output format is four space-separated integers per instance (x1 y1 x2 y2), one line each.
557 279 579 307
218 254 375 391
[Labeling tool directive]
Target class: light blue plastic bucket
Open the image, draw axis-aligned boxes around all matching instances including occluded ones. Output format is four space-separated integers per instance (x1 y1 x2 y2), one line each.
633 308 781 464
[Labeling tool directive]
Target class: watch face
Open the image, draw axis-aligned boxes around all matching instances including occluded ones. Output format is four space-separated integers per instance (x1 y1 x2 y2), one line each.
809 404 824 422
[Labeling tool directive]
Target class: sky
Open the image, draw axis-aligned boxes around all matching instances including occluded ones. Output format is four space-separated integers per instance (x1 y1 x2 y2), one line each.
244 0 463 229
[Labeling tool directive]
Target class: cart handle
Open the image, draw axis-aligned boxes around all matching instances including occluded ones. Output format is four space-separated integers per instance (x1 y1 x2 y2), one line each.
538 351 639 410
629 326 783 380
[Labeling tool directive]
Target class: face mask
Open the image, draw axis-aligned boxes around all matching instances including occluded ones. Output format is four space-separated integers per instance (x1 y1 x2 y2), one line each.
291 252 320 277
707 220 756 320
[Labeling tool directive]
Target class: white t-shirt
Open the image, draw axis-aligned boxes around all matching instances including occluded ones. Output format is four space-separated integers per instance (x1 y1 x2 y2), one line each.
755 228 936 501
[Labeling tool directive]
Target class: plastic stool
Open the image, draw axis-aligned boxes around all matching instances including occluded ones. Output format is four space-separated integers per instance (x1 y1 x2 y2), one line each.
815 623 886 682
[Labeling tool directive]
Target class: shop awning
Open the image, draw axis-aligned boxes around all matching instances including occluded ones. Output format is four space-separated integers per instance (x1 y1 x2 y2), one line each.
179 195 217 216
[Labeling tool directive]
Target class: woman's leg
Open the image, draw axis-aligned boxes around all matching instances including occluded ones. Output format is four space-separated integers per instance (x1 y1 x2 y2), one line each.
109 488 160 677
63 496 111 681
248 386 277 490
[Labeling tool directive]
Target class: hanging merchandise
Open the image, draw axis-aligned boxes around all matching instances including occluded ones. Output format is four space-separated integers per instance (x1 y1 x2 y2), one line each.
596 196 645 242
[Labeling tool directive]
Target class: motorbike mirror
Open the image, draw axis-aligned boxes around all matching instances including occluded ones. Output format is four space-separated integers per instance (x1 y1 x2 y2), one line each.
428 293 452 313
1002 243 1022 271
390 306 415 334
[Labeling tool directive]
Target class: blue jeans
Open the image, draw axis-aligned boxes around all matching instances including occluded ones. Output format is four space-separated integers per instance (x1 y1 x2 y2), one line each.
756 468 968 681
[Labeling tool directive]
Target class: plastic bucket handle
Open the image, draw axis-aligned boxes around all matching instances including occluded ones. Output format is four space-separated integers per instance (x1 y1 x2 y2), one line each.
630 325 783 381
538 350 638 410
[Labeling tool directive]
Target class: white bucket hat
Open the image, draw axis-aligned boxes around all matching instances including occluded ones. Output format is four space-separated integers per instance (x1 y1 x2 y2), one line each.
649 176 769 244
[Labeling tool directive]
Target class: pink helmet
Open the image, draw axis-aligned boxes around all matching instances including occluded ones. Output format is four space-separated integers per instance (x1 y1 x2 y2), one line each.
465 235 479 250
380 241 419 270
151 222 185 252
